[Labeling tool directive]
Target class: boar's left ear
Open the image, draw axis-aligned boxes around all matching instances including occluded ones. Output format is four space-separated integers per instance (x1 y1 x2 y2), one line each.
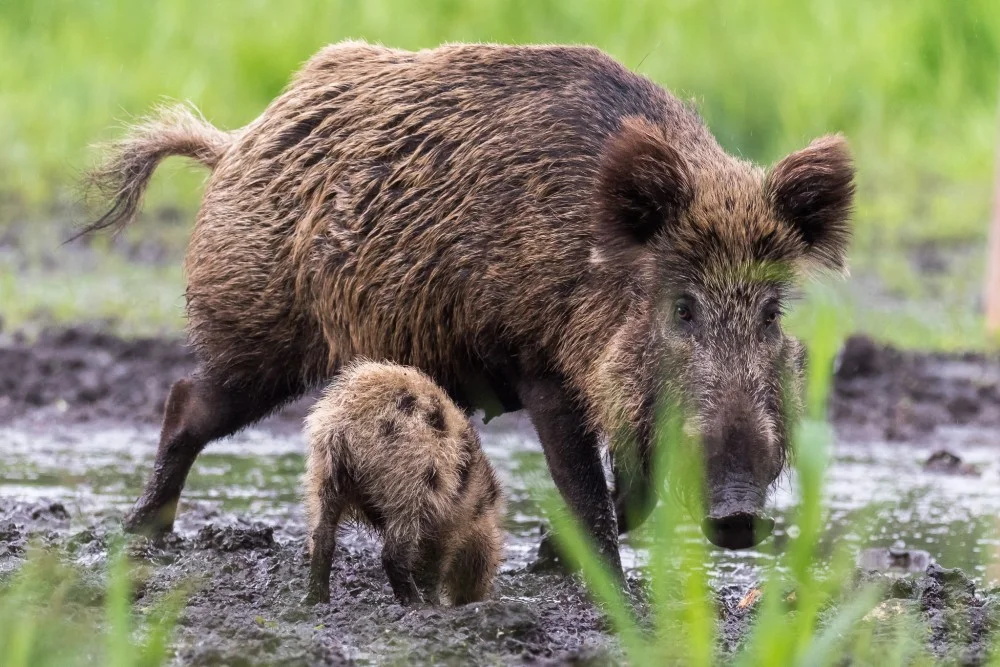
766 134 855 272
596 117 694 249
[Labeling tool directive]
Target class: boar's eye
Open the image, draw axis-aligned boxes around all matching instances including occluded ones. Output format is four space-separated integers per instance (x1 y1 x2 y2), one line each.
674 297 695 324
762 300 782 328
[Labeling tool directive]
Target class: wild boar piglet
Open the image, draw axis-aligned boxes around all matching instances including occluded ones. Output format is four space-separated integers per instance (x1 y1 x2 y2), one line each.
303 361 504 605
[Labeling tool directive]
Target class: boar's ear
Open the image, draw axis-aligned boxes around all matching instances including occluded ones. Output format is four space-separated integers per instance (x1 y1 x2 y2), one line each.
596 117 694 248
766 134 855 272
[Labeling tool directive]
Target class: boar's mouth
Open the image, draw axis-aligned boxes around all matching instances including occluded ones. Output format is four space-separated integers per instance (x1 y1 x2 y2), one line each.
700 480 775 550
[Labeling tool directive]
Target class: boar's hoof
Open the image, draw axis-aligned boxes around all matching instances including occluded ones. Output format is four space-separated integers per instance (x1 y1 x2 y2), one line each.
528 530 581 574
121 501 176 538
702 512 775 550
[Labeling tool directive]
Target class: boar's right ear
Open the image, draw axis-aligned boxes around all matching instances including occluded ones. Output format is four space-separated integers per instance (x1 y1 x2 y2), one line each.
596 117 694 249
766 135 855 272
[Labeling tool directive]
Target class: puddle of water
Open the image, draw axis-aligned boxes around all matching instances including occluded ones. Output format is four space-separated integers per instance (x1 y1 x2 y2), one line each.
1 414 998 586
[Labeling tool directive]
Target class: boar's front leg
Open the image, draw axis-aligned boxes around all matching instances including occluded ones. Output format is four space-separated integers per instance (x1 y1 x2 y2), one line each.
612 445 658 535
517 376 623 580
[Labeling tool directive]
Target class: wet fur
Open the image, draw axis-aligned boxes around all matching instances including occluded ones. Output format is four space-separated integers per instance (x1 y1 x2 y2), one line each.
84 41 853 565
303 361 504 605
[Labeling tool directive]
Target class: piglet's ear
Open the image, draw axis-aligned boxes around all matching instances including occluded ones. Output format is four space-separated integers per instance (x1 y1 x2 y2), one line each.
766 134 855 272
596 116 694 247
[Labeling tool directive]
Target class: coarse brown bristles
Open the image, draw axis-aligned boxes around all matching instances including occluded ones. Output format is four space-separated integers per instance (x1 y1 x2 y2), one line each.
76 102 234 240
83 40 854 562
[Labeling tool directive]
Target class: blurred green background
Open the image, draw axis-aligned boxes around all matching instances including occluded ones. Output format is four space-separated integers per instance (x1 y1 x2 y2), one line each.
2 0 999 346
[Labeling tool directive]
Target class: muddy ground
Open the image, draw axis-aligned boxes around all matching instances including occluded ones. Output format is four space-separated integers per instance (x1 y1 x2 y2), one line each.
832 334 1000 443
6 323 1000 439
2 327 1000 665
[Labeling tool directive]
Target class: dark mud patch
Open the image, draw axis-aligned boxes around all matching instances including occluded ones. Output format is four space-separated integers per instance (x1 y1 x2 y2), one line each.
713 566 1000 663
924 449 981 476
0 325 313 428
919 565 996 664
856 565 1000 665
0 325 193 424
831 334 1000 442
7 327 1000 440
194 523 276 552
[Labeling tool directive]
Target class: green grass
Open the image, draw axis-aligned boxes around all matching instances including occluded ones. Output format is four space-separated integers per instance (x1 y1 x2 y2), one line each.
2 0 998 344
0 257 185 336
0 542 184 667
2 0 997 238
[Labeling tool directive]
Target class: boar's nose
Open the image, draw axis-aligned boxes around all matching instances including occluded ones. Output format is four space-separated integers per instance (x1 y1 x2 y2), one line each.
701 512 775 550
701 478 775 549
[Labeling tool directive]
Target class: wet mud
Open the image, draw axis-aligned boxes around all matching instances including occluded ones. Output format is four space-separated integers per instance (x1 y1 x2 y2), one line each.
0 497 620 666
832 334 1000 442
2 327 1000 664
0 325 194 425
0 324 312 429
3 491 995 665
856 565 1000 665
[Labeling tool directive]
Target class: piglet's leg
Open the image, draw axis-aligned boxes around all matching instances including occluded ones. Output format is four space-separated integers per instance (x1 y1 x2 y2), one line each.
414 534 445 606
381 536 421 605
445 520 500 605
304 487 344 605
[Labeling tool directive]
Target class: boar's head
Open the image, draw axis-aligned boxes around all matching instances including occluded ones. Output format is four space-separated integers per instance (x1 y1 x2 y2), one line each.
592 117 854 550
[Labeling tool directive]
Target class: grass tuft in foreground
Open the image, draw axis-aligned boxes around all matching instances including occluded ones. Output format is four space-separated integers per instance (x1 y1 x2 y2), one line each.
0 541 185 667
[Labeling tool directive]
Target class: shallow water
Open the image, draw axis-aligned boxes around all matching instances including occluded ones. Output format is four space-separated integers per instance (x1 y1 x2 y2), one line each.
2 413 998 588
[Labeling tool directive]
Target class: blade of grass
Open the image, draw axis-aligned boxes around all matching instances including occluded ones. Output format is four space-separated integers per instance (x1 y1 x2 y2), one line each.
105 544 134 667
648 407 714 667
137 585 187 667
795 584 883 667
541 488 650 662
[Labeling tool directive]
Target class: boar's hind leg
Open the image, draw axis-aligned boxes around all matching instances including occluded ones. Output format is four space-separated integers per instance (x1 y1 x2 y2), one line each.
517 377 623 580
122 371 303 536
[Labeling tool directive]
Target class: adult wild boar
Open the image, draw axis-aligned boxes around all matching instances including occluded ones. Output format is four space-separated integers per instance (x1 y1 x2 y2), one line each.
82 41 853 576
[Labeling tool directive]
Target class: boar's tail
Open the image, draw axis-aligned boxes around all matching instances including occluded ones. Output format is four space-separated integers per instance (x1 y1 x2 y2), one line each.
72 103 235 240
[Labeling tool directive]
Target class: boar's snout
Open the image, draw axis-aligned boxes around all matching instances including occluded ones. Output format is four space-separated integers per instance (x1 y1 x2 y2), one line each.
701 481 774 550
696 388 783 550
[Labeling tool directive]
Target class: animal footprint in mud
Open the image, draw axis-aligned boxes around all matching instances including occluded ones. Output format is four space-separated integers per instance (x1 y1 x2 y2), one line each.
302 361 505 607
